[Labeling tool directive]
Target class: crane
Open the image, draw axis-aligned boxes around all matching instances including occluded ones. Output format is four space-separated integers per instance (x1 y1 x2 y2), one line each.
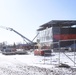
0 26 38 45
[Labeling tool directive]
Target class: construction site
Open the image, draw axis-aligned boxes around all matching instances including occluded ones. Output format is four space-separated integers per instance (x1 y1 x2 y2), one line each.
0 20 76 75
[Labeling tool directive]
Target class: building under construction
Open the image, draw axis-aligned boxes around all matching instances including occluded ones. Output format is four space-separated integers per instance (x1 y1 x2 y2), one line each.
37 20 76 52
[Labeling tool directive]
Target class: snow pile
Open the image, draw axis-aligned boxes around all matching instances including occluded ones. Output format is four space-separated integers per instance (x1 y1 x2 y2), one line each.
0 52 76 75
0 62 76 75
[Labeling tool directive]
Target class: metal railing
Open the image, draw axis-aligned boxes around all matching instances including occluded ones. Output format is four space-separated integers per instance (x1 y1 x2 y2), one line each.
42 39 76 67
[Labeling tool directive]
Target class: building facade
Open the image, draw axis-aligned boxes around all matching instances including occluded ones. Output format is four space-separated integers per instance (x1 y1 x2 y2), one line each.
37 20 76 51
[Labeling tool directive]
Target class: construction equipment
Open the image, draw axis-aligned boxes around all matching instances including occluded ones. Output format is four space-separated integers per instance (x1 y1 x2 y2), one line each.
0 26 33 43
0 26 39 50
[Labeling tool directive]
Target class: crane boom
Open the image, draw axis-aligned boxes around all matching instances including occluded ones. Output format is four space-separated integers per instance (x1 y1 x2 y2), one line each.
8 28 33 43
0 26 34 44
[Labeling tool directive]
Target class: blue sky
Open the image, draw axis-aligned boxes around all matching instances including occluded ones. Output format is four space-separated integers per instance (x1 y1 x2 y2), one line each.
0 0 76 44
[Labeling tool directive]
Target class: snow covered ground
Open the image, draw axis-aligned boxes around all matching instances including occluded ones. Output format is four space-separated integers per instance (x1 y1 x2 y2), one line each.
0 52 76 75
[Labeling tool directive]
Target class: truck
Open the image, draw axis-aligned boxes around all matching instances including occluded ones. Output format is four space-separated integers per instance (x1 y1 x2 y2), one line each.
1 46 16 55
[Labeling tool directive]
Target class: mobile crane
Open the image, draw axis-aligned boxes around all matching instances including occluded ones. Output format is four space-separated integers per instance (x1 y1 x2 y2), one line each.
0 26 51 56
0 26 39 50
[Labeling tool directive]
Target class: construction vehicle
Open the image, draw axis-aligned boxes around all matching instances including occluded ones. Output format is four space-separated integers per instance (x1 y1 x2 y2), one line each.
1 46 16 55
0 26 51 56
34 44 52 56
0 26 39 54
